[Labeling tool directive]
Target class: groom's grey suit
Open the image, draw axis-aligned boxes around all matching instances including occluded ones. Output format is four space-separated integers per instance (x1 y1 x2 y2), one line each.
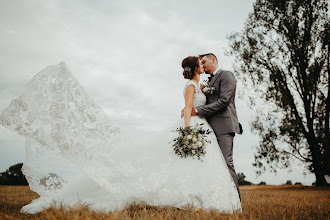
197 69 242 199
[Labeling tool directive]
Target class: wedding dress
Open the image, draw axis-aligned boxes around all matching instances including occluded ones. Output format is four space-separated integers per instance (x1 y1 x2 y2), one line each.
0 62 241 213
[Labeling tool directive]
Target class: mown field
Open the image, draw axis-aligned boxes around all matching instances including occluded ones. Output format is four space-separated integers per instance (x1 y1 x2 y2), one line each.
0 185 329 219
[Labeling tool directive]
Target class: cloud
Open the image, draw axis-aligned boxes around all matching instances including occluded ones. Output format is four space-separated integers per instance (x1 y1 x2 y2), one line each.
0 0 316 185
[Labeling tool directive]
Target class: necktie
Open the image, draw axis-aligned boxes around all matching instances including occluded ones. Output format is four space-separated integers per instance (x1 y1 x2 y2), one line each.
208 73 215 82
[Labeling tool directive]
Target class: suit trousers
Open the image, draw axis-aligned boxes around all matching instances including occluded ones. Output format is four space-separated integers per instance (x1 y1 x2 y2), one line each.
216 133 241 200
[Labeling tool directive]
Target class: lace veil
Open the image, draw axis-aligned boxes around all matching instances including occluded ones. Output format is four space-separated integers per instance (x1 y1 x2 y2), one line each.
0 62 120 197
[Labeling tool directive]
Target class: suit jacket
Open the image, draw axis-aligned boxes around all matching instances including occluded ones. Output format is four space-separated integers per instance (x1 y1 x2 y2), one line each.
197 69 242 136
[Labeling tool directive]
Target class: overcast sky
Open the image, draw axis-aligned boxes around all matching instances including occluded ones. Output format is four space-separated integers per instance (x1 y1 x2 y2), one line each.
0 0 316 185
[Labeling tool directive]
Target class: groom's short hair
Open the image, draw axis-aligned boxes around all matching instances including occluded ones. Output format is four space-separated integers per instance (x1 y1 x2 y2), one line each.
199 53 218 63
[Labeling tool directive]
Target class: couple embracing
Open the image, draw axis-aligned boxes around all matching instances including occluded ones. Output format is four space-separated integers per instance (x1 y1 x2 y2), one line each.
0 53 243 213
181 53 242 200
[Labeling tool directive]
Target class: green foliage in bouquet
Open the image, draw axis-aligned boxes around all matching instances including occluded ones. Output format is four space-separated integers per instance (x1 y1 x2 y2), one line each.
202 80 216 94
171 123 212 161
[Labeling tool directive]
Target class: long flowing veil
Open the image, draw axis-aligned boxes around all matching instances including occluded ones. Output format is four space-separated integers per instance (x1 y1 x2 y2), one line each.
0 62 120 197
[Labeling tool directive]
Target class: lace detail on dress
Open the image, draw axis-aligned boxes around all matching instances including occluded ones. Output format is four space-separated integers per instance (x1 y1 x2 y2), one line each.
183 81 206 108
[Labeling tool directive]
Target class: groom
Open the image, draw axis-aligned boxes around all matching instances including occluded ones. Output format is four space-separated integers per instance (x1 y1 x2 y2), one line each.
191 53 242 199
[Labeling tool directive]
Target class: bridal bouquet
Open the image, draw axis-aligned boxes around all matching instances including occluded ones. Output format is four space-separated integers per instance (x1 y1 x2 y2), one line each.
201 80 216 94
171 124 212 161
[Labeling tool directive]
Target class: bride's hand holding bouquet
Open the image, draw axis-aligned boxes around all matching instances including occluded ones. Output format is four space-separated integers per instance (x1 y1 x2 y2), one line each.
171 124 212 161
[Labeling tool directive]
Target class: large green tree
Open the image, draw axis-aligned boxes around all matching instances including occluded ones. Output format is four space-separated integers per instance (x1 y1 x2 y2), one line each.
228 0 329 185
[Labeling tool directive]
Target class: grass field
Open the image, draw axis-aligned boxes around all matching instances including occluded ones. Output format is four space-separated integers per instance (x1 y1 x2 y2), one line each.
0 185 329 219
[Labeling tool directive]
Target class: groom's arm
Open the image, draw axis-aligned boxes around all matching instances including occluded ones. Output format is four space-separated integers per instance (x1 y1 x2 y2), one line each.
197 71 236 117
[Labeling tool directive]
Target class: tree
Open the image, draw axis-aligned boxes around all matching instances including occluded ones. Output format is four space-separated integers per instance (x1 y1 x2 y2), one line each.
258 181 267 185
0 163 28 185
285 180 292 185
228 0 329 185
238 172 253 185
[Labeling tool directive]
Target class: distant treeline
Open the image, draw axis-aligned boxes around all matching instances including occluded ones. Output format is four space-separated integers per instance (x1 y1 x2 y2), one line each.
238 172 269 185
237 172 307 186
0 163 28 185
0 164 306 186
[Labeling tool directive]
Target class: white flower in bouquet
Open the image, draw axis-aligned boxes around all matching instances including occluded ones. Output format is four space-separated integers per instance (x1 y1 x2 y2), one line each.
202 80 216 94
170 124 212 162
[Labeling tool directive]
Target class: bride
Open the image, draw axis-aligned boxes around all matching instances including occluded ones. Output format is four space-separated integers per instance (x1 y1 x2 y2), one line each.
0 56 241 214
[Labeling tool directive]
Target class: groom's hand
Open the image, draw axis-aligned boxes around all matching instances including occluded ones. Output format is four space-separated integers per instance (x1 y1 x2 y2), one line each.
181 106 197 117
191 106 197 116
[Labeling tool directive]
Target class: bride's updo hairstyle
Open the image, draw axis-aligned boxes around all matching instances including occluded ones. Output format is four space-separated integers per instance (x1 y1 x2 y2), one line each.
181 56 199 80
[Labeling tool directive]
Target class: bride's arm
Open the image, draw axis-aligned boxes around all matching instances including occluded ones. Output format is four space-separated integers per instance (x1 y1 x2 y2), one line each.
184 85 195 127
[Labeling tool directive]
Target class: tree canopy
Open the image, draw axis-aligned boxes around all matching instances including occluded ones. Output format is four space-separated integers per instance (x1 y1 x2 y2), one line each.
228 0 329 185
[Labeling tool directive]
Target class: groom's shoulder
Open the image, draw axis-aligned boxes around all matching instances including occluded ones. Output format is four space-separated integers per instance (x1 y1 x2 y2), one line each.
220 69 233 74
219 70 235 79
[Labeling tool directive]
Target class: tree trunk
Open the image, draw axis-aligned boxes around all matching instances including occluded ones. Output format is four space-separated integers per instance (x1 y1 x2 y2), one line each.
314 167 328 186
308 136 328 186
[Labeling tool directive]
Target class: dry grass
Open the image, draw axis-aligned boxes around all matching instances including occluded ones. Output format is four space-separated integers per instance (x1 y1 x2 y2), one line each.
0 185 329 219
